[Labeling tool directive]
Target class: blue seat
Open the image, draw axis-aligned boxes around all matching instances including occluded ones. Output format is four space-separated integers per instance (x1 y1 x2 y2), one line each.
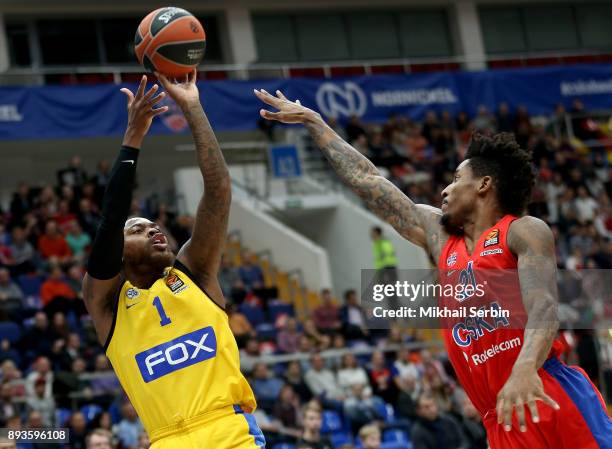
55 408 72 427
268 302 294 321
321 410 343 434
383 429 409 443
255 323 277 340
80 404 102 423
0 322 21 343
272 444 295 449
239 304 265 327
17 274 43 297
330 431 353 447
380 442 412 449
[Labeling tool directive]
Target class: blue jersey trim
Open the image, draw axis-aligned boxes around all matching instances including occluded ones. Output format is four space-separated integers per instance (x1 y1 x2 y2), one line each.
544 358 612 449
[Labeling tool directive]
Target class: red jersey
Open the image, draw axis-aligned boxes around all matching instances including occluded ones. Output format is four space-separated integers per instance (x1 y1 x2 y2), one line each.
438 214 556 416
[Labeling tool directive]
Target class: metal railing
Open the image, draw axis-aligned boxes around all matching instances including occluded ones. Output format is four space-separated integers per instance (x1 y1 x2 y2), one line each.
3 49 612 85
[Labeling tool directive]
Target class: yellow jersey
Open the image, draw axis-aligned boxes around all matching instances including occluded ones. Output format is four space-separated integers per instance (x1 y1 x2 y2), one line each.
105 260 257 438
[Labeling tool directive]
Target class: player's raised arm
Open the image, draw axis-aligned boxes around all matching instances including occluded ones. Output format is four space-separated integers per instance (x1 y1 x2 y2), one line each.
83 75 167 345
158 70 230 308
496 216 561 432
254 89 446 261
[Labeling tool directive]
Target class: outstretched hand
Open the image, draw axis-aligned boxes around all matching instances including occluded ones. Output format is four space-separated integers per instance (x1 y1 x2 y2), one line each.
156 69 200 109
120 75 167 147
496 366 560 432
254 89 314 124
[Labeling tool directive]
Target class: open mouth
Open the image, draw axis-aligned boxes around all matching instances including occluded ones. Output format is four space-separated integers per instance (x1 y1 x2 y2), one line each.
151 233 168 250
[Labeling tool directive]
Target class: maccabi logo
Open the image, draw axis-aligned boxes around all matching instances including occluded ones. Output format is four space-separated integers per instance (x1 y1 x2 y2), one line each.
316 82 367 119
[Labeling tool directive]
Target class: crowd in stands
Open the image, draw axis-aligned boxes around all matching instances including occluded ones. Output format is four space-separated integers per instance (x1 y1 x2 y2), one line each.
0 98 608 449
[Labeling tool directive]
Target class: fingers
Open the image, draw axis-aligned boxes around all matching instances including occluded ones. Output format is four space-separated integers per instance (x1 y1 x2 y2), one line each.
254 89 282 108
142 84 159 102
148 91 166 106
259 109 282 121
275 90 288 101
119 88 134 106
136 75 147 99
539 392 560 411
150 105 169 117
155 72 170 89
515 397 526 432
501 398 513 431
527 393 540 424
188 69 197 84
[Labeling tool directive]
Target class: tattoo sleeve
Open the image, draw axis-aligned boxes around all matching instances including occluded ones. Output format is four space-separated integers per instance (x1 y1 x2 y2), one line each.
304 114 446 261
509 216 560 370
178 102 231 281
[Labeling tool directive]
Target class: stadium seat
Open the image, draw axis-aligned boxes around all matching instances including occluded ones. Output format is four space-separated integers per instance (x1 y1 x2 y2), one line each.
17 274 43 297
55 408 72 427
330 431 353 447
239 303 265 327
383 429 410 444
268 302 294 321
80 404 102 422
255 323 277 340
321 410 344 434
380 442 412 449
272 444 295 449
0 322 21 343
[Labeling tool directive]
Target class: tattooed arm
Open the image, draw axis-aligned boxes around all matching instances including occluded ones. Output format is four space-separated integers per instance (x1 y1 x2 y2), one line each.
159 70 230 308
254 89 447 262
496 216 560 432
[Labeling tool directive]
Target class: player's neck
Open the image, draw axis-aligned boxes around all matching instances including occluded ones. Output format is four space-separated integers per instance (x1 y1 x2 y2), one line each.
124 265 162 289
462 205 505 243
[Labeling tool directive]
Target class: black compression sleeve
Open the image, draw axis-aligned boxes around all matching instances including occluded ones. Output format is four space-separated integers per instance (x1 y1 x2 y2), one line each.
86 146 140 280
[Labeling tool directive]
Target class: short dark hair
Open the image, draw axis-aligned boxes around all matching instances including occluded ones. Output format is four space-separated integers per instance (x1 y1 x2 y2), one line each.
344 289 356 300
371 226 382 236
465 133 534 216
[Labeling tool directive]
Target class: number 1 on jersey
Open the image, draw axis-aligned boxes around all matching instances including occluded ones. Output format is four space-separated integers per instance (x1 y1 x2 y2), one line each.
153 296 172 326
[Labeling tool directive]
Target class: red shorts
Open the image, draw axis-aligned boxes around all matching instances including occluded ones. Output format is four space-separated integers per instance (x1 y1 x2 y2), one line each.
484 358 611 449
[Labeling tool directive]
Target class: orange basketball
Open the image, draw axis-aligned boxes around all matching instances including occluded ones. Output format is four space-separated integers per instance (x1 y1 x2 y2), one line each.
134 7 206 77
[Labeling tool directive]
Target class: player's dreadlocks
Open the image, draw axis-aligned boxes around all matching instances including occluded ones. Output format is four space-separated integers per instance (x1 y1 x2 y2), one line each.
466 132 535 216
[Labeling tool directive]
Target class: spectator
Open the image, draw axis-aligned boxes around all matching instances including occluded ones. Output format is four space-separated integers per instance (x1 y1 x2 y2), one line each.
277 317 302 354
137 432 150 449
345 115 366 143
574 186 599 223
89 355 120 408
368 350 398 406
304 354 345 403
26 377 55 427
239 338 260 375
472 105 494 133
25 357 54 400
370 227 398 300
20 311 53 358
227 303 256 348
8 226 36 275
65 221 91 262
40 265 78 316
238 251 265 290
297 401 333 449
218 254 240 299
495 102 514 133
251 362 284 411
113 402 143 449
411 392 467 449
358 424 381 449
457 397 487 449
86 428 113 449
10 182 34 224
340 289 369 341
272 384 301 432
37 221 72 263
0 268 23 302
338 353 371 397
284 360 312 403
77 198 100 238
57 155 88 189
0 383 17 425
313 289 341 334
69 411 89 449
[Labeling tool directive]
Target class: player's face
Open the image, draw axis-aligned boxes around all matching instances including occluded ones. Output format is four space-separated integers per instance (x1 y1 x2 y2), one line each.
440 160 480 234
123 217 174 270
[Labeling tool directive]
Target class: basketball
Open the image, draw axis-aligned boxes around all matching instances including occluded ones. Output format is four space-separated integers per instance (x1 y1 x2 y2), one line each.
134 7 206 77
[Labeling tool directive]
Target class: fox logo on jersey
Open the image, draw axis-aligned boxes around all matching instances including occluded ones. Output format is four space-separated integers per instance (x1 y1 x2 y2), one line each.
135 326 217 382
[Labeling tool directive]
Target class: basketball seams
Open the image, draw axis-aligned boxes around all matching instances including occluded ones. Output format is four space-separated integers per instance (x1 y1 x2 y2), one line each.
142 15 202 66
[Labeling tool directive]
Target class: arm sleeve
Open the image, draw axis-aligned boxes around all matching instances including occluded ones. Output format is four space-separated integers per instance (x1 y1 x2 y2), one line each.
85 146 140 280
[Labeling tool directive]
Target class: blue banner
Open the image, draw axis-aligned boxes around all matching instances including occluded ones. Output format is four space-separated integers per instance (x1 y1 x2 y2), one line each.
3 64 612 140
